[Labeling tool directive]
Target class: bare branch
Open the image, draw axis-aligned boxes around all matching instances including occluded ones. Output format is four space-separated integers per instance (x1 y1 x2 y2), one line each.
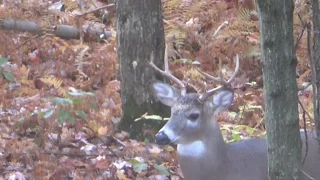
213 21 229 39
78 4 115 17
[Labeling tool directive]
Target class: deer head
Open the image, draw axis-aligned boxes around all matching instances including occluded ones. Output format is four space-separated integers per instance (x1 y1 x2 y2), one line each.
149 46 239 146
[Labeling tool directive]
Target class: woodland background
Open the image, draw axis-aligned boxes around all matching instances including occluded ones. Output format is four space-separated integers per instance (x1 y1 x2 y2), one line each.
0 0 314 179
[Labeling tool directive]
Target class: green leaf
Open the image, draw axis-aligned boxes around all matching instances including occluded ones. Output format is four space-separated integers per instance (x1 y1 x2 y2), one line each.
43 110 54 119
37 111 44 118
232 132 241 141
89 102 99 111
53 97 73 105
133 163 148 173
229 112 238 119
246 126 254 136
135 115 163 121
57 110 75 124
68 91 95 97
68 116 76 124
174 58 192 64
130 159 148 173
154 164 170 176
3 71 14 82
18 117 25 124
76 110 88 120
0 57 8 65
72 98 82 105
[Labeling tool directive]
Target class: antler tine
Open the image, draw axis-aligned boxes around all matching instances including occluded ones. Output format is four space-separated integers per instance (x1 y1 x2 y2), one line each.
195 60 225 84
149 45 187 95
226 54 240 84
198 55 240 102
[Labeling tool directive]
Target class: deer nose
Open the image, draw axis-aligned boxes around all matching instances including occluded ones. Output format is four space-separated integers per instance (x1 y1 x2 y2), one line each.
155 131 170 145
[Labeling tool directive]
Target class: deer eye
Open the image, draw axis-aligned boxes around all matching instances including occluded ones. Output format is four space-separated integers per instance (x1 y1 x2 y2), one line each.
188 113 199 121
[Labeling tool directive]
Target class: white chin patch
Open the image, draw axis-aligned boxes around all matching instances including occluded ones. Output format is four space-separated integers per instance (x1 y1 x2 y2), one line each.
177 141 206 158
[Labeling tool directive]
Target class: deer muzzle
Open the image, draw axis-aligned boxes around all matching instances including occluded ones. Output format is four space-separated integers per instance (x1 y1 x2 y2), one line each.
155 131 171 145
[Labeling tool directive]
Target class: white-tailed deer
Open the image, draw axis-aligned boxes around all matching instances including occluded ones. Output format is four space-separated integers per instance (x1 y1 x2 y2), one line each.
149 47 320 180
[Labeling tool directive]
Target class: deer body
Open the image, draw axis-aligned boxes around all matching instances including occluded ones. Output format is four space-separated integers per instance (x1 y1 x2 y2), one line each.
152 87 320 180
149 49 320 180
153 90 268 180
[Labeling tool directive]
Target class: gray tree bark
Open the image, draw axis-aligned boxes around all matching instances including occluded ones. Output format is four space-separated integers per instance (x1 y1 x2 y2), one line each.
257 0 302 179
116 0 169 140
311 0 320 138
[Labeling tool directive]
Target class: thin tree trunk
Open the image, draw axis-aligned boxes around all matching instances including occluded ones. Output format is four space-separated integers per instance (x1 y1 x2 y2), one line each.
257 0 302 179
116 0 169 140
311 0 320 139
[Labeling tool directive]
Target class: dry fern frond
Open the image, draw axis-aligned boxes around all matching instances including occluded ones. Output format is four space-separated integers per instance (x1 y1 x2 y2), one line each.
164 20 187 58
227 21 256 35
40 77 63 89
243 45 260 59
62 0 78 12
40 76 67 96
187 1 217 21
162 0 186 20
237 8 251 21
187 2 205 17
226 30 245 37
74 45 90 78
185 68 203 81
165 27 186 47
163 0 214 22
223 8 258 38
165 0 180 10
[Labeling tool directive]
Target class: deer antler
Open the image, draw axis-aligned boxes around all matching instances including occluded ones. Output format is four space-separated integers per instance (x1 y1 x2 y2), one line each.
149 45 187 95
197 55 240 102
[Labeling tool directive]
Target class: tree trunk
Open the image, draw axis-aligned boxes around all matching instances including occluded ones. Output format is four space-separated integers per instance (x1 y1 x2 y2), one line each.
311 0 320 138
257 0 302 179
116 0 169 140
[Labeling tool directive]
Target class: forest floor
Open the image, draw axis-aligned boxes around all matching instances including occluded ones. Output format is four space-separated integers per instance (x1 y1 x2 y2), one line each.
0 0 314 179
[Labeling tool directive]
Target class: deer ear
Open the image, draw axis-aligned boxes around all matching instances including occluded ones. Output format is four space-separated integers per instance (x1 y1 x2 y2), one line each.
212 90 234 113
152 82 180 106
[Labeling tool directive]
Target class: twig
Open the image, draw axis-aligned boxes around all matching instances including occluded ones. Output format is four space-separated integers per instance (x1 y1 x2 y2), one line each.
298 97 314 123
212 21 228 39
112 136 126 147
301 170 315 180
306 21 318 128
86 126 118 157
42 151 116 157
79 3 115 17
75 3 115 43
13 34 41 51
294 13 307 51
298 99 308 165
296 13 313 167
298 82 312 91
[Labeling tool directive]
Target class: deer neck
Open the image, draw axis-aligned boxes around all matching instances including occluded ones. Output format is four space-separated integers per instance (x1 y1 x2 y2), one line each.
177 120 227 158
177 120 229 179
